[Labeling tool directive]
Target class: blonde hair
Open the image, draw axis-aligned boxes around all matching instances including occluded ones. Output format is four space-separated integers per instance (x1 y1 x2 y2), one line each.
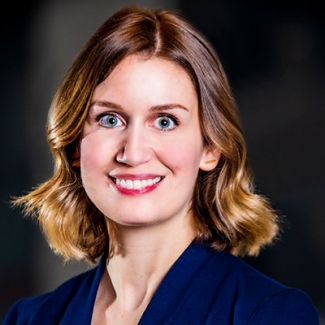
14 6 279 263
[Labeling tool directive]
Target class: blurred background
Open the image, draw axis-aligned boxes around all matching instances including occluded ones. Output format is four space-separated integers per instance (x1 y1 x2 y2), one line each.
1 0 324 322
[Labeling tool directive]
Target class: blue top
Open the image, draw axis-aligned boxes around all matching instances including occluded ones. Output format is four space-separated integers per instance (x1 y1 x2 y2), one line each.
3 242 320 324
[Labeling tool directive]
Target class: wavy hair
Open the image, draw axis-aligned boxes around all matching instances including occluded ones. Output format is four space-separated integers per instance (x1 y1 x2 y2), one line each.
14 6 279 262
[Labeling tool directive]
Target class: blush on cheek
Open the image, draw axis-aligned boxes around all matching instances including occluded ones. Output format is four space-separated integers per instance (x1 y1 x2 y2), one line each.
81 152 99 168
79 142 102 173
164 144 202 171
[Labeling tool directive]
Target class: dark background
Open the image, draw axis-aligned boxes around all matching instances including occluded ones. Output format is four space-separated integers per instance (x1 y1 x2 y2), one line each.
1 0 324 322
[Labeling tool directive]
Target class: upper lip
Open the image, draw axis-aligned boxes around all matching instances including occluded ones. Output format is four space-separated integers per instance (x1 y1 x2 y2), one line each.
109 173 163 180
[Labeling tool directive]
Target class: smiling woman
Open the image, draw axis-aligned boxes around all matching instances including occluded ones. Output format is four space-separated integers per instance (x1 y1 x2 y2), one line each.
81 55 209 232
3 6 320 325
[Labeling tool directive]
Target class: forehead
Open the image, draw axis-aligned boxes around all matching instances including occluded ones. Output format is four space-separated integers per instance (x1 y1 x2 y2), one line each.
92 54 198 106
109 54 194 85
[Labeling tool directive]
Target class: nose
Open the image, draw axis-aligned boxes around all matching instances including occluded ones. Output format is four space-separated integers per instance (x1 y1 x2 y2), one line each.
116 124 153 166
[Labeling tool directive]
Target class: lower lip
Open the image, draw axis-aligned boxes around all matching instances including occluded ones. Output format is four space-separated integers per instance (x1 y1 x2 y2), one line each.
110 178 160 196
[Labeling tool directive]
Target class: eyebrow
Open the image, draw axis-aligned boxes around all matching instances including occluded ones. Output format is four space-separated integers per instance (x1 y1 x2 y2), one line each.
90 101 122 110
90 101 189 112
150 104 189 112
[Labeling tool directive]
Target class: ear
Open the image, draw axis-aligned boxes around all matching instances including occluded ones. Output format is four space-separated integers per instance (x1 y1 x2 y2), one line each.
199 146 221 171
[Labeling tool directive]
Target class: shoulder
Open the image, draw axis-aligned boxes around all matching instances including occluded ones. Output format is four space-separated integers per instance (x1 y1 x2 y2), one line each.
2 263 100 325
246 287 320 324
200 246 320 324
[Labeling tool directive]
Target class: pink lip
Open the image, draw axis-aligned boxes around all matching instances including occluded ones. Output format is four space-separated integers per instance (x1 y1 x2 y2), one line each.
108 174 162 196
110 173 159 180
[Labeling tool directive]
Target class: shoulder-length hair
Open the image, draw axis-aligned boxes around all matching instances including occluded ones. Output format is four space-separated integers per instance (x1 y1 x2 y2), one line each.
14 6 279 263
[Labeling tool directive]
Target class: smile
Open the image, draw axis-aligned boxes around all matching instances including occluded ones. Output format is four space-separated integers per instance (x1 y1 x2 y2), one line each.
114 177 162 190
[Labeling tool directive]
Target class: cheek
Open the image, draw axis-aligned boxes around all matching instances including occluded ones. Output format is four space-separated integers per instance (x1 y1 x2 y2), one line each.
80 139 98 168
160 140 203 173
79 135 112 175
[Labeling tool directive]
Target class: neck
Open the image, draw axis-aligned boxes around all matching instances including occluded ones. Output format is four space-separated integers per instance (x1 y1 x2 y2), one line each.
105 213 196 311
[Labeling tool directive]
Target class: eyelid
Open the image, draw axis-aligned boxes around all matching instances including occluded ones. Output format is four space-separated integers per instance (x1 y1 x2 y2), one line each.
154 113 179 125
95 111 125 122
94 111 126 129
151 113 179 131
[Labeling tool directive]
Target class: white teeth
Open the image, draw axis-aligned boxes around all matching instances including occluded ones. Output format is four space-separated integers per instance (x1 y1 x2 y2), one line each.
126 180 133 189
115 177 161 189
134 180 141 189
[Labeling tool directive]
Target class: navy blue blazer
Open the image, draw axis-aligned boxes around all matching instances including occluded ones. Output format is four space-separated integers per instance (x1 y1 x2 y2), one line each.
3 242 320 324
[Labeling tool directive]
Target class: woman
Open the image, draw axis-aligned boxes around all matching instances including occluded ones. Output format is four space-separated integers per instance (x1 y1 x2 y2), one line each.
4 6 319 325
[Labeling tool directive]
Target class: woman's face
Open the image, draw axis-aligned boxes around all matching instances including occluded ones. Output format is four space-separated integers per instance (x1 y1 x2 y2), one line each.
80 54 218 227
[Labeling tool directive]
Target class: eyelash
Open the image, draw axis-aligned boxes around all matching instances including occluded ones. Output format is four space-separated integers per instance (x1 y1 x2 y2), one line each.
153 113 179 131
94 112 180 130
95 112 124 125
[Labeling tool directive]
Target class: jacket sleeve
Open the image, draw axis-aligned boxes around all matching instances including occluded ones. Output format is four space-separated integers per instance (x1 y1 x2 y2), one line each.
247 288 320 325
2 299 25 325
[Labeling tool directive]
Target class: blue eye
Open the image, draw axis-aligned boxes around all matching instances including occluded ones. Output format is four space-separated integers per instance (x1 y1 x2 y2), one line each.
154 116 177 130
98 114 123 128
